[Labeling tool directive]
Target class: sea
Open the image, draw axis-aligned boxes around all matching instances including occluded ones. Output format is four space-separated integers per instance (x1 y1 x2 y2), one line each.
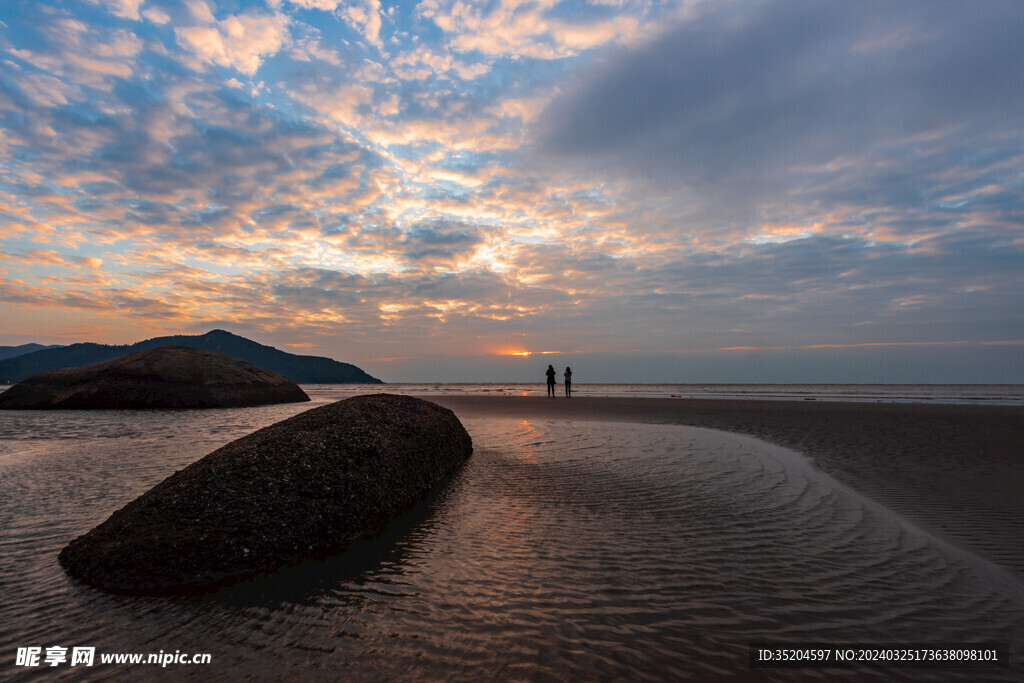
1 384 1022 680
294 383 1024 404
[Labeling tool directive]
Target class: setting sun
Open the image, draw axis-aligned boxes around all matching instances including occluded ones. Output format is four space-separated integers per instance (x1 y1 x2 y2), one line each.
498 350 562 357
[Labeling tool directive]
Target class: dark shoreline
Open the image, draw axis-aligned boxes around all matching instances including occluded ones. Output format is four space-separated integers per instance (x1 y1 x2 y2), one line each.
426 395 1024 580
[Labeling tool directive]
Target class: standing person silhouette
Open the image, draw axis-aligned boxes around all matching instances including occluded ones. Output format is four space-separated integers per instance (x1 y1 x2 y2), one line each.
563 367 572 397
545 364 556 397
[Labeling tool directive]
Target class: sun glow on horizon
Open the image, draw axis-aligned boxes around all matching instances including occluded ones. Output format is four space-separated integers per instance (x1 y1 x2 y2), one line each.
500 350 563 357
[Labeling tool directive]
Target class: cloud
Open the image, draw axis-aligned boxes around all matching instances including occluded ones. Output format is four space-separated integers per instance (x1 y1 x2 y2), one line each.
391 48 490 82
271 0 343 10
289 35 344 66
87 0 145 21
2 249 102 269
184 0 216 24
7 18 143 91
418 0 644 60
6 69 84 108
400 220 483 265
1 0 1022 381
534 0 1024 222
176 10 292 75
341 0 383 49
143 7 171 25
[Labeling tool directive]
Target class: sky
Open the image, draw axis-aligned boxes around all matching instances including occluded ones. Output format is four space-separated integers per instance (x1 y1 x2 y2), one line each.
1 0 1022 383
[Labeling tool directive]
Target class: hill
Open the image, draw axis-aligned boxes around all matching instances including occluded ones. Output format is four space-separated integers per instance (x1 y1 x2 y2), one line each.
0 330 382 385
0 343 64 361
0 346 310 409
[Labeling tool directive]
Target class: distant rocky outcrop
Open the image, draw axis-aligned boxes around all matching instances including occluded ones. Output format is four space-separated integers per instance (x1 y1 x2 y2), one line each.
0 329 383 384
0 346 310 409
58 394 472 593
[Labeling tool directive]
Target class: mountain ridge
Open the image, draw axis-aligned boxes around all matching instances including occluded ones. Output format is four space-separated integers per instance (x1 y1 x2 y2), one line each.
0 330 383 385
0 343 64 361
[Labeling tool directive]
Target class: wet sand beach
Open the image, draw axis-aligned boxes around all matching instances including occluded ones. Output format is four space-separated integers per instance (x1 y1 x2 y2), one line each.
429 395 1024 579
2 392 1023 678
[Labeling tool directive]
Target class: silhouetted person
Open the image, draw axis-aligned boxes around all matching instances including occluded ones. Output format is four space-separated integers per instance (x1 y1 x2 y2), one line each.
564 367 572 397
546 364 556 397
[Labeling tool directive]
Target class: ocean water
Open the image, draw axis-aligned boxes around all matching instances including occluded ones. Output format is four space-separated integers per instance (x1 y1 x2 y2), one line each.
298 383 1024 405
1 391 1022 680
2 383 1024 405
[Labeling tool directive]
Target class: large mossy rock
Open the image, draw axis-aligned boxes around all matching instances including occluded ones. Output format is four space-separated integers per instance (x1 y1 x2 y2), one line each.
0 345 310 409
58 394 473 593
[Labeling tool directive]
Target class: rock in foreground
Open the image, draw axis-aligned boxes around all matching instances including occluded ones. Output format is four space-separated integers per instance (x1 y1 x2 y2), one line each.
58 394 473 593
0 345 310 409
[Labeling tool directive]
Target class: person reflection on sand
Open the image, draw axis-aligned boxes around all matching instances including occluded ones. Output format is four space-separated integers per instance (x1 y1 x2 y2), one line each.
546 365 556 397
564 367 572 397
